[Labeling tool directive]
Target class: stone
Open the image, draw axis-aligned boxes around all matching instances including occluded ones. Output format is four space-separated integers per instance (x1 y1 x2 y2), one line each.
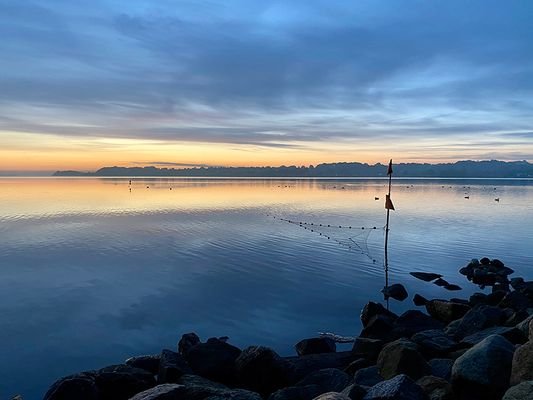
344 358 372 375
185 339 241 384
469 293 488 307
178 333 201 356
413 294 429 306
235 346 290 395
178 374 227 389
129 384 184 400
297 368 352 394
500 291 531 311
360 315 396 341
460 326 526 346
453 305 505 340
392 310 444 338
285 352 356 384
502 381 533 400
433 279 449 287
354 366 383 387
313 393 351 400
351 338 384 361
516 315 533 339
505 310 530 326
443 284 462 291
486 290 507 306
377 339 430 380
451 334 515 400
382 284 408 301
158 350 192 383
416 376 454 400
428 359 453 381
425 300 470 323
360 302 398 327
43 372 99 400
443 319 462 338
95 364 156 400
410 272 443 282
480 257 490 265
411 330 457 357
510 278 525 290
296 338 337 356
363 374 428 400
268 385 322 400
510 341 533 385
126 355 161 375
341 384 368 400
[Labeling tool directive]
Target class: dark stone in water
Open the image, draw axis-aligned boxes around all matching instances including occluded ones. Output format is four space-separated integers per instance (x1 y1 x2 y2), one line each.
360 302 398 327
480 257 491 265
433 278 449 287
382 284 408 301
185 339 241 385
410 272 443 282
413 294 428 306
443 284 462 291
296 338 336 356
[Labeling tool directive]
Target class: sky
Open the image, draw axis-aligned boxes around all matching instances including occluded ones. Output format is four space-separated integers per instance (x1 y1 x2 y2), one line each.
1 0 532 173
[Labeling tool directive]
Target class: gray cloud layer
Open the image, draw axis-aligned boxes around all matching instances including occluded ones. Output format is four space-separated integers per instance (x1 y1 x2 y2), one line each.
0 0 532 156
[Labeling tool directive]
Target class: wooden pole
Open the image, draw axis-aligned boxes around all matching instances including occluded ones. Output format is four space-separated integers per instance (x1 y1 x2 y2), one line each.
384 160 393 309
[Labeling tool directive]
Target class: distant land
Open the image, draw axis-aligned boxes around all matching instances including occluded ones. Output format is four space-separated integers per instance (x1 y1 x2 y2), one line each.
53 160 533 178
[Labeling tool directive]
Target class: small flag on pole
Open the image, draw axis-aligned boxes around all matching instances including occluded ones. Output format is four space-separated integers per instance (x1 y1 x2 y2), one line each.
387 159 393 175
385 194 395 210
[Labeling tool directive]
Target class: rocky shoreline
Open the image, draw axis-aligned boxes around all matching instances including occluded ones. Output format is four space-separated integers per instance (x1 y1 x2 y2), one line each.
38 258 533 400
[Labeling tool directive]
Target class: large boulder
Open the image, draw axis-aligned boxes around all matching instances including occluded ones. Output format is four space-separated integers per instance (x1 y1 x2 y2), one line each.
362 374 428 400
451 334 515 400
285 351 356 384
313 393 351 400
178 333 201 356
428 359 453 381
510 341 533 385
296 368 352 394
412 330 457 358
502 381 533 400
425 300 470 324
129 384 184 400
377 339 430 380
185 339 241 384
158 349 193 383
361 302 398 327
460 326 525 347
268 385 322 400
360 315 396 341
126 355 161 375
392 311 444 338
354 366 383 387
341 384 368 400
235 346 290 395
499 291 531 312
416 376 454 400
453 306 505 340
296 338 337 356
352 338 384 361
95 364 156 400
43 372 99 400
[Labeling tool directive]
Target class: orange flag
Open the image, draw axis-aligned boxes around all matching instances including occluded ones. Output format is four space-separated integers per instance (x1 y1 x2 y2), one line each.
385 194 395 210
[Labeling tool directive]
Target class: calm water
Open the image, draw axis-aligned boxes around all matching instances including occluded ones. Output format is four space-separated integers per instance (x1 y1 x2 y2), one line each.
0 177 532 399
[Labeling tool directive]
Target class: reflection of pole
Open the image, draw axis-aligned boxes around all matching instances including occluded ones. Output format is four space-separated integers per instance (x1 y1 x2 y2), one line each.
384 159 394 309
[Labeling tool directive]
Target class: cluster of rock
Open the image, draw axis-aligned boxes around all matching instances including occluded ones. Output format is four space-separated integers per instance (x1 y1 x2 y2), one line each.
40 258 533 400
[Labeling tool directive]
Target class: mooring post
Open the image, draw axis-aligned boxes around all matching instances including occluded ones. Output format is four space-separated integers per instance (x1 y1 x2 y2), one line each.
384 159 395 309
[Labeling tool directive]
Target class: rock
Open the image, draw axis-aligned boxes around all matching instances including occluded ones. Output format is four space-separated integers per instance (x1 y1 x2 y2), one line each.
500 291 531 311
351 338 384 361
178 333 201 356
178 374 227 389
197 389 262 399
461 326 526 346
95 364 156 400
447 348 468 360
313 393 351 400
285 352 356 384
392 310 444 338
126 355 161 375
185 339 241 384
443 284 462 291
360 315 396 341
510 340 533 385
341 384 368 400
377 339 430 380
297 368 352 393
453 305 505 340
505 310 530 326
411 330 457 357
362 374 428 400
425 300 471 324
428 359 453 381
414 294 429 306
43 372 99 400
443 319 462 338
344 358 372 375
158 350 192 383
361 302 398 327
510 278 525 290
516 315 533 339
235 346 290 395
410 272 443 282
416 376 454 400
433 279 449 287
469 293 488 307
382 284 408 301
268 385 322 400
296 338 337 356
354 366 383 387
502 381 533 399
451 334 515 400
480 257 490 265
486 290 508 306
129 384 184 400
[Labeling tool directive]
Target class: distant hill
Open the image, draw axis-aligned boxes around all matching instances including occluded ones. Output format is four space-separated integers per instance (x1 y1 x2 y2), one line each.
54 160 533 178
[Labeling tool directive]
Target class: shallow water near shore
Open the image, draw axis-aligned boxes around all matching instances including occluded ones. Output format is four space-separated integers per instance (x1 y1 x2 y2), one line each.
0 177 532 399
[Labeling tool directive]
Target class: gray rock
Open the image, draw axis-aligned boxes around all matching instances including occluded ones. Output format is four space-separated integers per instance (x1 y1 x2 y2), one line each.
428 359 453 381
313 393 351 400
416 376 454 400
297 338 337 356
354 366 383 387
425 300 470 324
510 341 533 385
392 310 444 338
297 368 352 393
453 305 505 340
268 385 322 400
363 374 428 400
126 355 161 375
461 326 525 347
413 294 429 307
43 372 99 400
360 315 396 341
352 338 384 361
129 384 184 400
382 284 408 301
451 334 515 400
185 339 241 385
178 333 201 356
361 302 398 327
341 384 368 400
159 350 192 383
502 381 533 400
95 364 156 400
412 330 457 357
377 339 430 380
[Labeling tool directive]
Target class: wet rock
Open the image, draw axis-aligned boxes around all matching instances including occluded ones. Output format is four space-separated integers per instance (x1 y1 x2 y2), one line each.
354 366 383 387
268 385 322 400
480 257 490 265
510 340 533 385
344 358 372 375
443 320 462 338
377 339 430 380
502 381 533 400
382 284 408 301
505 310 530 326
412 330 457 358
285 352 356 384
515 315 533 339
428 359 453 381
499 291 531 311
185 339 241 384
413 294 429 306
296 338 337 356
410 272 443 282
95 364 156 400
158 350 192 383
341 384 368 400
235 346 290 395
416 376 454 400
486 290 507 306
360 315 396 341
43 372 99 400
433 279 449 287
392 310 444 338
178 333 201 356
461 326 526 347
360 302 398 327
126 355 161 375
469 293 488 307
510 278 525 290
451 334 515 400
443 284 462 291
425 300 471 323
362 374 428 400
351 338 384 361
453 305 505 340
313 393 351 400
297 368 352 394
129 384 184 400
